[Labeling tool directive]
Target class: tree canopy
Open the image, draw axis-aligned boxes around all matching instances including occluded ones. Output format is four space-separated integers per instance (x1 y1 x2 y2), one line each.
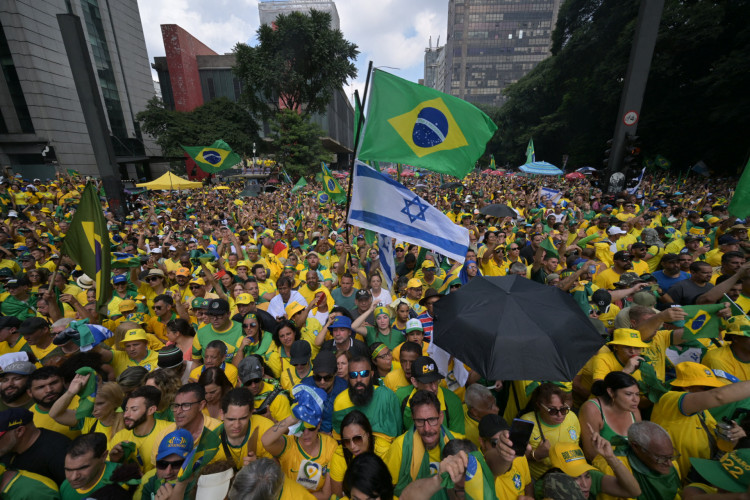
136 97 258 157
271 109 331 177
492 0 750 175
233 9 359 121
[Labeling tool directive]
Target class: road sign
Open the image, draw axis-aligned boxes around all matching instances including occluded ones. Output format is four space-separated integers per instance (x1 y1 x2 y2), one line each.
623 111 639 126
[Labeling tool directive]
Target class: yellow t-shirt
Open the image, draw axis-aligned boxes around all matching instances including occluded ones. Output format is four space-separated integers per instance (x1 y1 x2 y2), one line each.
31 401 81 439
591 351 643 384
211 415 275 469
702 345 750 381
384 367 410 393
521 411 581 480
189 362 239 386
280 365 312 392
276 433 338 492
254 381 293 423
329 435 390 482
651 390 715 481
631 259 649 276
109 419 173 472
593 268 622 290
494 456 531 498
463 407 481 448
642 330 672 381
149 416 223 466
111 349 159 376
383 432 451 489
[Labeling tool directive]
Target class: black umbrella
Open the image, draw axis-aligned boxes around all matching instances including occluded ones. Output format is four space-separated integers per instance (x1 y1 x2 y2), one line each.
440 182 463 190
479 204 517 219
432 276 604 381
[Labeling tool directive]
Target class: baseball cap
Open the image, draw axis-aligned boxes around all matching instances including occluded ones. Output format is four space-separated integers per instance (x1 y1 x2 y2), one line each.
590 289 611 308
549 443 597 477
691 450 750 493
355 289 371 300
206 299 230 315
478 414 509 439
312 350 337 375
235 293 254 305
290 340 312 365
1 361 35 376
607 328 650 349
719 235 740 245
191 297 208 309
175 267 191 277
113 274 127 285
608 227 627 236
119 300 137 313
405 318 423 333
407 278 423 289
0 408 33 437
238 356 264 384
329 315 352 330
543 472 587 500
670 361 727 389
18 317 49 336
0 316 22 330
156 428 194 461
613 250 631 261
411 356 444 384
189 277 205 286
421 261 435 269
285 301 305 319
121 328 149 344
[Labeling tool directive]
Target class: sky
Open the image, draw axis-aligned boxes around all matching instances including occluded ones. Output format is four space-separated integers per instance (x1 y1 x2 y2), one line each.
136 0 447 103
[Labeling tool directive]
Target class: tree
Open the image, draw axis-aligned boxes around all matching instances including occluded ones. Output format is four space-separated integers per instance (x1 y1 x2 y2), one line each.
271 109 331 177
493 0 750 175
233 9 358 121
136 97 259 157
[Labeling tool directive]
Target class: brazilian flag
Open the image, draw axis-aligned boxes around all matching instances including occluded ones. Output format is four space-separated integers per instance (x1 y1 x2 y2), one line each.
358 69 497 179
680 304 726 340
316 191 330 205
181 140 242 174
321 163 346 205
61 183 112 309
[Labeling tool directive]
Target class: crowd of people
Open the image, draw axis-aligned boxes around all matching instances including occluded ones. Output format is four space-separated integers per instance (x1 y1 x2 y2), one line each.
0 168 748 500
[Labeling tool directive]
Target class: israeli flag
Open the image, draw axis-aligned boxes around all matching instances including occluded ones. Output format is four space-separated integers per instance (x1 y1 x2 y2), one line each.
348 161 469 262
627 167 647 195
377 233 396 291
540 187 562 205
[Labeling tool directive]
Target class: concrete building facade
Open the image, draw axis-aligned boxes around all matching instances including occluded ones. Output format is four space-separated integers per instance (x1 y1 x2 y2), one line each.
0 0 159 179
444 0 561 108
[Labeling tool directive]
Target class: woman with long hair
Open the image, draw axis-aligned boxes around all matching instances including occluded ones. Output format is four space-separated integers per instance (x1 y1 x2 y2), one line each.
271 320 301 360
198 367 233 419
143 369 181 422
579 371 641 461
368 274 392 307
49 377 125 440
165 318 195 361
329 410 386 497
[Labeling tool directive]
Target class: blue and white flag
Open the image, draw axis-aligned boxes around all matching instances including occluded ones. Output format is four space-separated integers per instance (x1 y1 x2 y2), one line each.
348 161 469 262
377 233 396 291
540 187 563 205
627 167 647 195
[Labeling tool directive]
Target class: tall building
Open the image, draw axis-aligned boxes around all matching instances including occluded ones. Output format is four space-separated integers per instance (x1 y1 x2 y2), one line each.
258 0 340 30
444 0 561 108
424 37 446 91
0 0 159 179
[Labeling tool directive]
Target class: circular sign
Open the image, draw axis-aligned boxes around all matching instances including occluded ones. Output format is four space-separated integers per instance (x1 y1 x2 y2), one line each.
623 110 639 126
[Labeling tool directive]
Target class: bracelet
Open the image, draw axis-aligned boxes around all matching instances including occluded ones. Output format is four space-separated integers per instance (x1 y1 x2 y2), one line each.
531 449 536 460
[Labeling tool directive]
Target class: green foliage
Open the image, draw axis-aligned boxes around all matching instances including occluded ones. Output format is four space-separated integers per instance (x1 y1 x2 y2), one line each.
271 109 332 177
494 0 750 175
136 97 258 157
233 9 358 120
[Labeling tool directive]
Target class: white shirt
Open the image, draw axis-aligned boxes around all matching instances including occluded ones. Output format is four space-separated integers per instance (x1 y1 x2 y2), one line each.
266 290 308 319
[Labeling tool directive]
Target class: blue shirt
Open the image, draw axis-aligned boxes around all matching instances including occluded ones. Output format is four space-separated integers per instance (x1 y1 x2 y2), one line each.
300 375 348 433
653 270 690 293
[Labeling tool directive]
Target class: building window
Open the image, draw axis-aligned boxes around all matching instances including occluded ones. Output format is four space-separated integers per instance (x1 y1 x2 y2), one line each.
0 21 34 134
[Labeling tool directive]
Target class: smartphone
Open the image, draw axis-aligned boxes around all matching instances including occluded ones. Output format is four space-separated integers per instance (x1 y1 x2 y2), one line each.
509 418 535 457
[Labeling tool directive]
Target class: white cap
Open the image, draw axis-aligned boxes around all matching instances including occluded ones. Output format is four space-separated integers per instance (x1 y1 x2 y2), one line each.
608 227 627 236
8 210 17 217
150 248 162 254
168 246 177 251
194 467 234 500
405 318 424 333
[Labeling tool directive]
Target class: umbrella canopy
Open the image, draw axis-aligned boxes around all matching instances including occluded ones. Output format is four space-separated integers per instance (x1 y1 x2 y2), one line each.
400 171 415 177
576 167 597 174
385 167 398 174
489 170 504 176
136 172 203 190
440 182 463 189
479 204 517 219
432 276 604 381
519 161 563 175
481 169 492 174
565 172 585 180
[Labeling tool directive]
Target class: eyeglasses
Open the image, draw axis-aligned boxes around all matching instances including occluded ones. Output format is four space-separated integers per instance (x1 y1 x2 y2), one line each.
540 403 571 416
189 285 202 289
313 374 334 382
246 378 263 385
171 401 201 411
156 458 185 470
153 305 164 311
341 434 365 447
376 350 392 360
414 416 440 428
349 370 370 379
146 276 161 282
509 247 519 250
634 443 680 465
293 362 308 367
243 323 257 329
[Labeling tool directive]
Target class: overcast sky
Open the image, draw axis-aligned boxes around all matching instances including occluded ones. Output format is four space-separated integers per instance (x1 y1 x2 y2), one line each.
136 0 447 102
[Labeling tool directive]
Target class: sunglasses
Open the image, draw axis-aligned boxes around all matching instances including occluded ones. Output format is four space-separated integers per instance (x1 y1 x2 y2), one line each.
243 322 257 328
540 403 571 416
341 434 365 447
189 285 202 289
246 378 262 385
349 369 370 379
156 458 185 470
146 276 162 282
313 374 334 382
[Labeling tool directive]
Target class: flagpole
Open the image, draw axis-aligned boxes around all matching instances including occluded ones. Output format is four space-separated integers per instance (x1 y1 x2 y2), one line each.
723 293 750 322
344 60 373 245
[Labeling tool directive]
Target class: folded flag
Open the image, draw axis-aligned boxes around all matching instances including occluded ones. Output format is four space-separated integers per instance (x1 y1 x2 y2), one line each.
679 304 727 340
112 252 141 269
377 233 396 291
291 177 308 194
181 140 242 174
540 236 559 258
178 430 220 481
348 161 469 262
74 366 98 420
440 451 496 500
358 69 497 179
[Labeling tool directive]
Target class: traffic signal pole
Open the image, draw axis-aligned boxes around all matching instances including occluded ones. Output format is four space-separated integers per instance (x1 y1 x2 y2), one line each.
604 0 665 191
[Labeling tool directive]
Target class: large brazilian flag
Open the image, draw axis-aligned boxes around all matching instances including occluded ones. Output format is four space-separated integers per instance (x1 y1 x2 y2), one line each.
181 139 242 174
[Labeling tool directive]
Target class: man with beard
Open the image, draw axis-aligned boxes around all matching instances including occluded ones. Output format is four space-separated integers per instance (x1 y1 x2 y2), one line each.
109 385 171 472
212 388 275 469
331 355 402 442
0 315 33 357
0 359 34 411
27 366 80 439
170 267 192 300
300 351 348 434
0 407 71 485
594 251 635 290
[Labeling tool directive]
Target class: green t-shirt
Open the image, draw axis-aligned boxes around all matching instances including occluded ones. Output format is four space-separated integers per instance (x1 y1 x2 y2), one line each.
365 326 405 350
193 320 245 362
60 461 118 499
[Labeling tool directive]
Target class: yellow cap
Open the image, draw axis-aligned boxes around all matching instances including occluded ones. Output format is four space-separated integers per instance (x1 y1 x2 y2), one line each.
607 328 650 349
549 443 597 477
285 301 305 319
670 362 727 388
407 278 423 289
120 328 148 344
235 293 254 305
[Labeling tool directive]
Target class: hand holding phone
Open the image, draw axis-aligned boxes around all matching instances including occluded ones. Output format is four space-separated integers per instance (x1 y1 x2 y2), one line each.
509 418 535 457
